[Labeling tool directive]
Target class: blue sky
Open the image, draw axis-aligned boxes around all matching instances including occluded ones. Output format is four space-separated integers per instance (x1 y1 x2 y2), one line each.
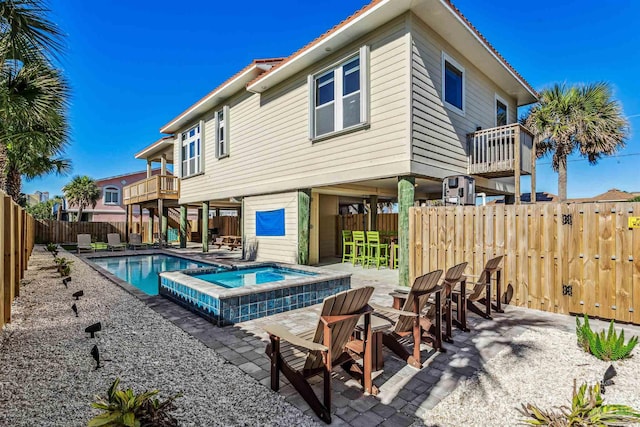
23 0 640 198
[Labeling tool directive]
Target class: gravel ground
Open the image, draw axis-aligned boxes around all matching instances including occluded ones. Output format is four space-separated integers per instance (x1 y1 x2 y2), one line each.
0 246 317 427
426 325 640 426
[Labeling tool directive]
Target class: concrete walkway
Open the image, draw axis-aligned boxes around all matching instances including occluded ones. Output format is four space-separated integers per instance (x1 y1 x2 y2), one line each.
139 256 621 426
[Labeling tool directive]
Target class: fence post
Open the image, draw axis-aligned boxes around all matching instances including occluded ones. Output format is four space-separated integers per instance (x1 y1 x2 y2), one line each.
13 203 21 297
0 194 4 327
398 176 415 288
4 196 15 324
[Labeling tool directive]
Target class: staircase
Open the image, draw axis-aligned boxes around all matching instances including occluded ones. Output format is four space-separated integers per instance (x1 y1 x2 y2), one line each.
167 208 191 241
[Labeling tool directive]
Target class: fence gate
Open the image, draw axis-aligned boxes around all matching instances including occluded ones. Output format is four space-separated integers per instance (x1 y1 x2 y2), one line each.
409 203 640 325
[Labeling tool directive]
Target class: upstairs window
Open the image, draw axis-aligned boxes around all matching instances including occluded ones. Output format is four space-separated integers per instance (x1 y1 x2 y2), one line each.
181 124 201 177
442 52 465 115
310 46 369 139
103 186 119 205
216 106 230 158
496 96 508 127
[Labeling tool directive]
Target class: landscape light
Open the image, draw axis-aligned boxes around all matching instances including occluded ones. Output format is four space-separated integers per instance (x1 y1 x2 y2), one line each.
85 322 102 338
72 290 84 300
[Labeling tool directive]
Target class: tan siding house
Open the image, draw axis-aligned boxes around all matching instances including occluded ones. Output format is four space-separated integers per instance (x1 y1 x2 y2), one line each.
131 0 538 273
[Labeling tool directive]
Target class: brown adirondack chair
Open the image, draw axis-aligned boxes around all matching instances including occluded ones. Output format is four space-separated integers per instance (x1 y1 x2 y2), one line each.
264 286 375 424
372 269 444 369
452 256 503 320
426 262 469 337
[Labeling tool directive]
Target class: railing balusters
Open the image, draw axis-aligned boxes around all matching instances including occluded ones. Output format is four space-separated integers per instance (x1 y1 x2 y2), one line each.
467 124 533 176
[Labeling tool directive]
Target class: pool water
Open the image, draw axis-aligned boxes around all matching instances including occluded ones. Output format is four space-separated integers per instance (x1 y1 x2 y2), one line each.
193 267 316 289
93 254 216 295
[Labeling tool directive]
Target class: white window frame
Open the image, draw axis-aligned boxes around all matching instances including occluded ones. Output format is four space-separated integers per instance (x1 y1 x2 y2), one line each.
442 52 465 116
495 94 509 127
215 105 230 159
309 45 369 140
103 186 120 205
181 123 202 178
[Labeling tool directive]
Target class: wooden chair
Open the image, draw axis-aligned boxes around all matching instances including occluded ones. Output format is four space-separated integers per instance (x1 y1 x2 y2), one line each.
371 270 444 368
106 233 126 251
424 262 468 341
341 230 355 264
452 256 503 320
264 287 375 424
76 234 94 253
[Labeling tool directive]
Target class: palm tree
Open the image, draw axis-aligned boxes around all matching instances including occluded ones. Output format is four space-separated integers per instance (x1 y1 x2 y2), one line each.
0 0 70 201
63 176 100 222
524 83 628 201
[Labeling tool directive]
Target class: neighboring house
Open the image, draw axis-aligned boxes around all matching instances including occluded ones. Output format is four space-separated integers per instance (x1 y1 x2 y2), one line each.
490 192 559 205
569 189 640 203
66 170 167 222
131 0 538 266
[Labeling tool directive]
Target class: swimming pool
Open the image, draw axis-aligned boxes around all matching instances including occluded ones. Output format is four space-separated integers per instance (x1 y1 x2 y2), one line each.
192 267 316 289
92 254 218 295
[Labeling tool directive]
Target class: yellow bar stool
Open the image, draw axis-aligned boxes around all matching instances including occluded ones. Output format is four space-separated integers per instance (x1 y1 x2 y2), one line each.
341 230 355 263
352 231 366 266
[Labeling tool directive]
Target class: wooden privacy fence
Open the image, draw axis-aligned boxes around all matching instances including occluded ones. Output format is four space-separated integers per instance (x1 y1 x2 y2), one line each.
36 220 129 244
1 192 35 328
337 213 398 255
409 203 640 325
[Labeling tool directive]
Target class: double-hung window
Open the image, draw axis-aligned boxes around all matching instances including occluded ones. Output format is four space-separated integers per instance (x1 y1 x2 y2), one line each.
442 52 465 115
181 124 201 177
310 46 369 139
103 186 119 205
495 95 508 127
216 105 230 158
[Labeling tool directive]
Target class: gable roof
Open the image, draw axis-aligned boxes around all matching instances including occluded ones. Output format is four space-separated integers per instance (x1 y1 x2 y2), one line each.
570 188 640 203
246 0 537 106
160 58 285 134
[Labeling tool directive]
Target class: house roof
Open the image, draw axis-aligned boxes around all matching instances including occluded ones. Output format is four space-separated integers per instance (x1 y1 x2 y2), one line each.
160 58 285 134
489 192 558 205
135 136 175 162
94 168 169 185
570 188 640 203
246 0 538 106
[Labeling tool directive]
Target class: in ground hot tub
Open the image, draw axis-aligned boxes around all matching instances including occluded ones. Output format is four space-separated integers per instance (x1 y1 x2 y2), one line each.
159 263 350 326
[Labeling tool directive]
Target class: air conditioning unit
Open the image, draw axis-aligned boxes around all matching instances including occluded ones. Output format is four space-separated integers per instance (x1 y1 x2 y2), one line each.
442 175 476 206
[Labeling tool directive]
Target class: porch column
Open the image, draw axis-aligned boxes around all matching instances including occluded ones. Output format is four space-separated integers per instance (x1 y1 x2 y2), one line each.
148 208 154 243
138 205 143 234
398 176 415 288
202 201 209 252
157 199 164 245
126 205 132 241
369 195 378 231
179 205 187 248
298 190 311 265
160 154 167 176
162 206 168 246
146 160 152 178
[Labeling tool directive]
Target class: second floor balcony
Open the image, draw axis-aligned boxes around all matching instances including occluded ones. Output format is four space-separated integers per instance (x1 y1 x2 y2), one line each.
123 175 179 205
467 123 534 178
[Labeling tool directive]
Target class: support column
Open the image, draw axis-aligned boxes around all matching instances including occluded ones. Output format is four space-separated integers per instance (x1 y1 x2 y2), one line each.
298 190 311 265
530 136 537 204
514 129 521 205
126 205 132 241
202 201 209 252
148 208 155 243
162 206 168 246
398 176 415 288
157 199 164 245
180 205 187 248
138 205 143 234
161 154 167 176
146 160 152 178
369 195 378 231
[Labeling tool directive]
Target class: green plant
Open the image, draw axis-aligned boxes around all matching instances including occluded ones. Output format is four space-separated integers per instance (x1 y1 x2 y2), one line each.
520 380 640 426
45 243 58 252
576 314 637 361
89 378 180 427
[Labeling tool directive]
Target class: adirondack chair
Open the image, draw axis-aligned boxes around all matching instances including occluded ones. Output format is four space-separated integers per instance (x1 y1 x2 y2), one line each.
107 233 126 251
76 234 94 253
424 262 468 340
452 256 503 320
371 269 444 369
264 286 375 424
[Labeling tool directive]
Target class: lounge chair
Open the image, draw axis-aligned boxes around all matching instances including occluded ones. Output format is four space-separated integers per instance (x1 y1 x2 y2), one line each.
452 256 503 320
107 233 127 251
372 269 444 369
264 286 375 424
77 234 94 253
128 233 149 250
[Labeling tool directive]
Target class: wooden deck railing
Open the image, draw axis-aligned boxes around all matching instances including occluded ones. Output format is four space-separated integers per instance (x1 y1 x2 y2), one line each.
123 175 179 205
467 123 533 177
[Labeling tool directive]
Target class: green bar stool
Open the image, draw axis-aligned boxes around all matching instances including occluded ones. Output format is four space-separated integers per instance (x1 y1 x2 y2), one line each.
352 231 366 266
341 230 355 263
390 242 399 269
365 231 388 269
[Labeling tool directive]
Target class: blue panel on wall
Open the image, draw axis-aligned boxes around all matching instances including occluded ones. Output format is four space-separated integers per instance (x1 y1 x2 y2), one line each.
256 209 285 236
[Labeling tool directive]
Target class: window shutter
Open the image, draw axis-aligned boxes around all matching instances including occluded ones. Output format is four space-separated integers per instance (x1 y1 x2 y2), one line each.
307 74 314 139
359 45 370 125
199 119 205 173
224 105 230 156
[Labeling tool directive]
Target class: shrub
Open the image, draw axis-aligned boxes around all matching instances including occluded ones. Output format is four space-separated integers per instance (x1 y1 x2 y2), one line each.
520 380 640 426
576 314 637 361
45 243 58 252
89 378 181 427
